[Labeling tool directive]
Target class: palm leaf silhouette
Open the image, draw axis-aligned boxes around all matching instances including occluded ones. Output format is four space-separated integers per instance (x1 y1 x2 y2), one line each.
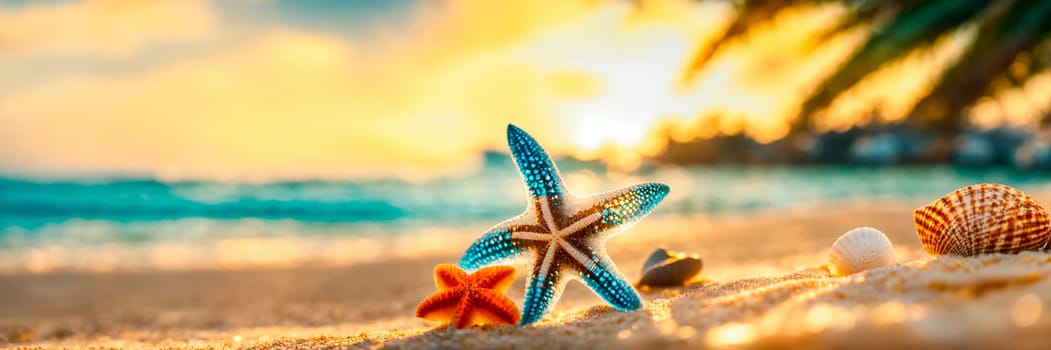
680 0 1051 134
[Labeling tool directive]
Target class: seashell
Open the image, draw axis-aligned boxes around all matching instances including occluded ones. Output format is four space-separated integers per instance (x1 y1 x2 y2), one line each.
828 227 895 276
636 248 703 287
914 183 1051 257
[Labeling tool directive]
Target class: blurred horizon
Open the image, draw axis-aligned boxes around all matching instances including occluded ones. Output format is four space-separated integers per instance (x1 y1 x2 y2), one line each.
2 0 1051 274
4 0 1047 182
5 163 1051 273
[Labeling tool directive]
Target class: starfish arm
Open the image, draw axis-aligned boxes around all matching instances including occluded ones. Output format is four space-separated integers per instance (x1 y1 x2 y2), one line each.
470 265 517 294
507 124 565 198
589 182 670 238
577 257 643 312
459 227 525 271
415 288 464 323
453 294 476 329
456 125 668 327
519 267 568 326
471 289 522 326
434 264 468 290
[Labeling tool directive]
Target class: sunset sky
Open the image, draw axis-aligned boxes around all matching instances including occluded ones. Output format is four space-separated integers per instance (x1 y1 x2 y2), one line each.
2 0 1044 181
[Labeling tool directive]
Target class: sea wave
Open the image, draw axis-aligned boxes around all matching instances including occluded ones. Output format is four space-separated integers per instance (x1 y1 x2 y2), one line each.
2 165 1050 273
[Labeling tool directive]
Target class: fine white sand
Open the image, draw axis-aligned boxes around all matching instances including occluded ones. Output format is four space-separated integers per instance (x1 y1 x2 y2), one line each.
2 197 1050 349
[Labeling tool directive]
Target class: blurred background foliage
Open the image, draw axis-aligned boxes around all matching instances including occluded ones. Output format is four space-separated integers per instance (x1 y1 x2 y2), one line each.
2 0 1051 274
669 0 1051 166
1 0 1050 178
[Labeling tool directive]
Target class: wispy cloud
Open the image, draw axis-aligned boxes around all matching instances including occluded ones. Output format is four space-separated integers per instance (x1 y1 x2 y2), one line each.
0 1 600 181
0 0 215 56
0 1 986 180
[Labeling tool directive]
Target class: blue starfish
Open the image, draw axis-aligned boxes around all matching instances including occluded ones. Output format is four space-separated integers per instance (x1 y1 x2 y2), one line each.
459 124 670 326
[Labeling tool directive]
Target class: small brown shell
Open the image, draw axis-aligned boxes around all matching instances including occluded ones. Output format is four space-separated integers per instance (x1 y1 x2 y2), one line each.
914 183 1051 256
636 248 703 287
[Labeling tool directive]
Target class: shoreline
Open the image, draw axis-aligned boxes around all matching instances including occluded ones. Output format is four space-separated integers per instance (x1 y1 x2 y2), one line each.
0 194 937 276
3 197 1051 348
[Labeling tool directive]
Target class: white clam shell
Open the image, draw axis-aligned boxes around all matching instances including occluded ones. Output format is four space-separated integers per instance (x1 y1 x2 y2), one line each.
828 227 895 276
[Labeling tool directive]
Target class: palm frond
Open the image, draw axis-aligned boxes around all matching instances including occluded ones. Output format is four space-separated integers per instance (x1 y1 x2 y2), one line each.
1027 38 1051 77
797 0 994 127
908 0 1051 132
810 0 921 43
680 0 800 84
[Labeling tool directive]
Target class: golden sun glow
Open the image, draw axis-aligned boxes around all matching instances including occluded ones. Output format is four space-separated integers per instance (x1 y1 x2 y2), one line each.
545 2 866 164
1 0 1032 179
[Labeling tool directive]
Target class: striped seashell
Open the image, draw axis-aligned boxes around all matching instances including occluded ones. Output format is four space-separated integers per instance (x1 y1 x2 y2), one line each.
636 248 703 287
914 183 1051 256
828 227 895 276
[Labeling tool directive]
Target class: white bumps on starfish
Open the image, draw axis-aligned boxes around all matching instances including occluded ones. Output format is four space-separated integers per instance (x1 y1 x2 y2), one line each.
459 124 670 326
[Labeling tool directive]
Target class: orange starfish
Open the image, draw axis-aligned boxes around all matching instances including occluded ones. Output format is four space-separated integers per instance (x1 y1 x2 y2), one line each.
415 264 521 329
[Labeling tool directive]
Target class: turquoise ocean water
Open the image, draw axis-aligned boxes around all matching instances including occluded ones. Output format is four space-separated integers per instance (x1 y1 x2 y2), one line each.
2 164 1050 271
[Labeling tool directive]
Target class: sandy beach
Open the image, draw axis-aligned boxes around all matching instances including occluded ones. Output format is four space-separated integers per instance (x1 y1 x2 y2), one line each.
2 197 1050 349
3 0 1050 348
